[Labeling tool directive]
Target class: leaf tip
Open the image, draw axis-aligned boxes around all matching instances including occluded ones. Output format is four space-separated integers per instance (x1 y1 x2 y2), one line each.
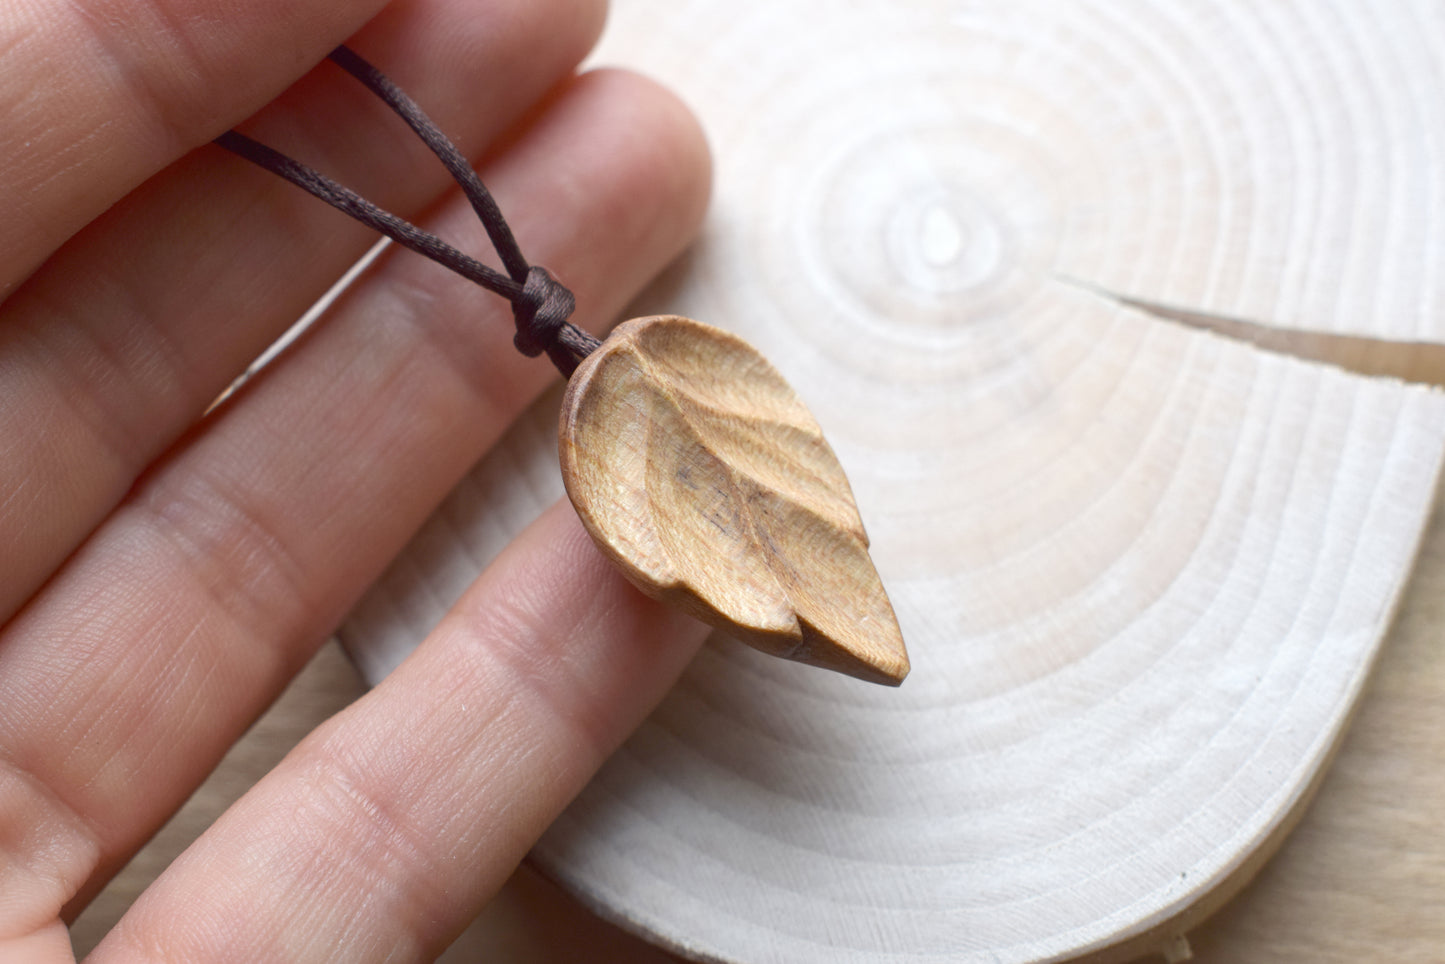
796 616 911 686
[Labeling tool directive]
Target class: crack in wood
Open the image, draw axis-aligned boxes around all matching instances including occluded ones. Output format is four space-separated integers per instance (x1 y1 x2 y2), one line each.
1056 275 1445 389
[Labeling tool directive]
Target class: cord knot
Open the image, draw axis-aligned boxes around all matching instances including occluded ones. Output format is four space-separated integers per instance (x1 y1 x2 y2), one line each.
512 265 576 358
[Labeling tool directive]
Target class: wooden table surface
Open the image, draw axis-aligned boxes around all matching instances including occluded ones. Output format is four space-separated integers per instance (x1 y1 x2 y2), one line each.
71 485 1445 962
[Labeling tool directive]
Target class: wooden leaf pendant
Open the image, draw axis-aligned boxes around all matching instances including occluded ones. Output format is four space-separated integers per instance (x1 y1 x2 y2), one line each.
559 315 909 685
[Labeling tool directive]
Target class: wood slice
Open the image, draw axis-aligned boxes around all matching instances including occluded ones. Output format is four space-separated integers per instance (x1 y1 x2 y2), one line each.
340 1 1445 960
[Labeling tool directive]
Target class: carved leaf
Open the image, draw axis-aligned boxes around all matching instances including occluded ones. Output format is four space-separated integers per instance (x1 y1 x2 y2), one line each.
559 315 909 685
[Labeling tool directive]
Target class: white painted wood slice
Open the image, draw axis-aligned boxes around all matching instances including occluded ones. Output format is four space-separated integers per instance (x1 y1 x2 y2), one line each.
340 1 1445 960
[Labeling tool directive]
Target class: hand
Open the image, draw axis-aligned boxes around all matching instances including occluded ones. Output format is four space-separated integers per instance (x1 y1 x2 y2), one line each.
0 1 711 960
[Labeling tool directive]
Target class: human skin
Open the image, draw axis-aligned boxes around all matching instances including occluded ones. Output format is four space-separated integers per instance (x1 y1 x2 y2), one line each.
0 0 713 960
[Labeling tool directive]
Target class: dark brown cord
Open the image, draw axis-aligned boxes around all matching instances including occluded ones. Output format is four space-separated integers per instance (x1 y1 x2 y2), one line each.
326 46 530 285
214 129 521 300
216 45 599 377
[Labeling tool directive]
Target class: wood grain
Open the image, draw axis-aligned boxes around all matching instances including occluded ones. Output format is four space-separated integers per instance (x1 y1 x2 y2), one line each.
559 315 908 685
338 0 1445 961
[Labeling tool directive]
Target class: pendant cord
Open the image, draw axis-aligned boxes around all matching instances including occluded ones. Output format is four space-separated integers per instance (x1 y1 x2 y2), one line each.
214 45 600 377
326 46 531 285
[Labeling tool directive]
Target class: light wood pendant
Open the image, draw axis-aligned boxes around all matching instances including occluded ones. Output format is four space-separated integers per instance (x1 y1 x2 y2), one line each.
559 315 910 686
341 1 1445 961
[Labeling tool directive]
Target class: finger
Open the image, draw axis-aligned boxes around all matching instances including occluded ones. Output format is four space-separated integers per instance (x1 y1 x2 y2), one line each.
0 921 72 964
95 502 708 963
0 0 606 623
0 68 710 933
0 0 387 294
